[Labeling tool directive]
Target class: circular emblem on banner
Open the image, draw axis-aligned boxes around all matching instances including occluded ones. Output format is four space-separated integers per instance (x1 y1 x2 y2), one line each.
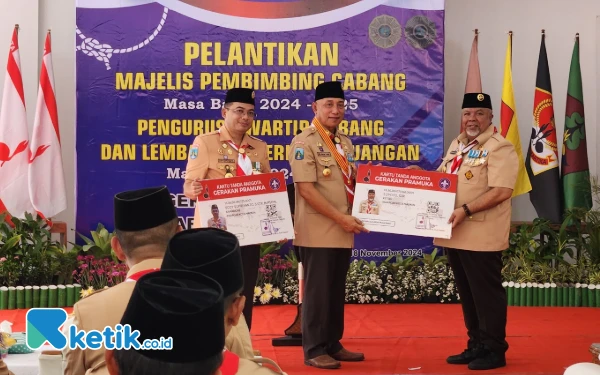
439 178 451 190
369 15 402 49
269 178 281 190
405 15 437 49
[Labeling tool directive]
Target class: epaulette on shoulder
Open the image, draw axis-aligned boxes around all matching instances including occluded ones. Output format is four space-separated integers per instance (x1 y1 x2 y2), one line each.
80 286 109 301
247 134 266 143
488 133 506 145
304 127 317 136
197 130 219 139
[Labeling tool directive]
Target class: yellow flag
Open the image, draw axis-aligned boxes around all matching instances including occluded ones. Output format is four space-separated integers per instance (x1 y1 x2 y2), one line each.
500 33 532 197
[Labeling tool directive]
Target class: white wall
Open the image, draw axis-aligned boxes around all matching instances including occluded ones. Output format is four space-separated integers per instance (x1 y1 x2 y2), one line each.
445 0 600 221
0 0 598 243
0 0 75 242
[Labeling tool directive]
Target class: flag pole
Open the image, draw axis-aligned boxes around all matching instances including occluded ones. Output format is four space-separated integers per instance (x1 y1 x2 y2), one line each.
508 31 513 67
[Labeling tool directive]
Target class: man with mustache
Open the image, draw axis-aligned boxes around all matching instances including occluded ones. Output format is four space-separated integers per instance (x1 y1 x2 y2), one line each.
412 93 518 370
288 81 368 370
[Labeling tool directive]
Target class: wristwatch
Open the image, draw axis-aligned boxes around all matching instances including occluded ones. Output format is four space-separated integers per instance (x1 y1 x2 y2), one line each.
462 204 473 219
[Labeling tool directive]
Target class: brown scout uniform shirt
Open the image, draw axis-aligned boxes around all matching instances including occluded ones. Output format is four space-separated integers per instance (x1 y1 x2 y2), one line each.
0 360 13 375
184 125 271 229
62 258 257 375
433 125 518 252
237 357 287 374
63 259 163 375
288 125 355 249
358 199 381 215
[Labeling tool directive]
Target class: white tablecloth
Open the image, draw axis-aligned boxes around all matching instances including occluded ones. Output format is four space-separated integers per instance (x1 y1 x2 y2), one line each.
3 345 58 375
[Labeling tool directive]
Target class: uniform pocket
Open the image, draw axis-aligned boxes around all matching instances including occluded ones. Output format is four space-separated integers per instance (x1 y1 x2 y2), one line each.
314 155 338 182
459 164 484 185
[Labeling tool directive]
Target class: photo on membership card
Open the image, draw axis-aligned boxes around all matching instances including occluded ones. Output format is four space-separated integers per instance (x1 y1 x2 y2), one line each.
207 204 228 230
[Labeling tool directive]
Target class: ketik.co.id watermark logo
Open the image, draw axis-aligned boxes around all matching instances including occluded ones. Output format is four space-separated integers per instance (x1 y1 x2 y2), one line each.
26 308 173 350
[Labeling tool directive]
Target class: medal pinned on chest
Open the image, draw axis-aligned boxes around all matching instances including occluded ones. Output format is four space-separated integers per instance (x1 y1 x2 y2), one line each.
224 165 234 178
466 149 482 165
252 161 262 174
323 167 332 177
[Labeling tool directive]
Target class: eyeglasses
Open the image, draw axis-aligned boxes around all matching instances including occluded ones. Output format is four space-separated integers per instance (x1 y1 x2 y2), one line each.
228 108 256 118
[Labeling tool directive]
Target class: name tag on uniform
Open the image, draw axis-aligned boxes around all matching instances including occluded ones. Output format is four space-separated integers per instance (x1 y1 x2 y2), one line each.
317 152 332 157
218 159 235 164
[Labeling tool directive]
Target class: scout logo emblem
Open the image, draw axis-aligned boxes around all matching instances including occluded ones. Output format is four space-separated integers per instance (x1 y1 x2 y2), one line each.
477 93 484 101
203 186 210 199
295 148 304 160
323 167 332 177
363 169 371 182
465 170 473 180
269 178 280 190
439 178 450 190
189 146 198 160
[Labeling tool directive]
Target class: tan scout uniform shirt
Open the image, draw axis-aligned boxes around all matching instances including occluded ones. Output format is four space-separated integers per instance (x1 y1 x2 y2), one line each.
63 259 163 375
63 258 256 373
185 125 271 229
237 357 287 375
288 125 355 249
433 125 518 252
358 199 381 215
225 315 255 360
0 360 13 375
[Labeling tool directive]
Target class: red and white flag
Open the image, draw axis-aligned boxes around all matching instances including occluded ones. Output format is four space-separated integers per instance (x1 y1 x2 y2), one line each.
0 26 35 219
28 31 67 218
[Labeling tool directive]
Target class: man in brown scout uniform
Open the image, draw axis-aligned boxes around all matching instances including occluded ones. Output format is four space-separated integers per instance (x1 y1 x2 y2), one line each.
415 93 518 370
105 268 227 375
183 88 271 333
358 189 380 215
288 81 368 370
160 228 286 374
63 186 180 375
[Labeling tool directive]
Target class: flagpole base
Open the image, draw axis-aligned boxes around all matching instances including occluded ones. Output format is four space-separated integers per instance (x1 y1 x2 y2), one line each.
271 303 303 347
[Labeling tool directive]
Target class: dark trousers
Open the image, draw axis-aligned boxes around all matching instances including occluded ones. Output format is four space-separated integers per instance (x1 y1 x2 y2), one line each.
240 244 261 332
300 247 351 360
446 248 509 354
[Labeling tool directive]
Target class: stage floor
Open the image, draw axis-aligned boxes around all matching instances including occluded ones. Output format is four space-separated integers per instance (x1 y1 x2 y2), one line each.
250 304 599 375
0 304 596 374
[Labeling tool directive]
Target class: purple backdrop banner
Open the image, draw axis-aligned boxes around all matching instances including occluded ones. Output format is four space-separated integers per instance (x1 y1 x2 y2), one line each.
75 0 445 261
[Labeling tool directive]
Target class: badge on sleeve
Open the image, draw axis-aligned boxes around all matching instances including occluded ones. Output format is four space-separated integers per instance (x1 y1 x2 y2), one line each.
189 145 198 160
294 148 304 160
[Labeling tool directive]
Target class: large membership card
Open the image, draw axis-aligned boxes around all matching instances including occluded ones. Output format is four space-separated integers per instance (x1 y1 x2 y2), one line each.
351 165 458 239
196 172 294 246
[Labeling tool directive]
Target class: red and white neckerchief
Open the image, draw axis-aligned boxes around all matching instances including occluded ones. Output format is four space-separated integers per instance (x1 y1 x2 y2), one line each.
220 349 240 375
310 121 355 206
447 126 498 174
210 217 224 229
219 128 252 176
125 268 159 282
447 139 479 174
366 201 373 214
